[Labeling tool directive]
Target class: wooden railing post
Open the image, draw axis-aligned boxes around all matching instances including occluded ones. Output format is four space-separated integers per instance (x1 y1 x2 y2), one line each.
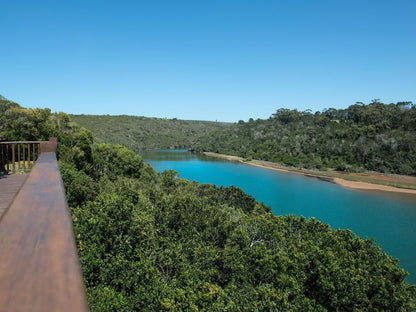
22 144 26 170
0 140 49 174
0 138 57 174
32 143 35 164
40 137 57 154
11 143 15 174
6 145 9 173
0 144 4 174
0 144 4 175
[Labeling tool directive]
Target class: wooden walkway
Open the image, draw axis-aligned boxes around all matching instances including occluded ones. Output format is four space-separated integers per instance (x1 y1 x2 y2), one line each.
0 153 89 312
0 174 29 220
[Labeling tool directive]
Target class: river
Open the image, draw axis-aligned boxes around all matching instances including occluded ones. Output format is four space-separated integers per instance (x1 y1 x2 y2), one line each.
139 149 416 284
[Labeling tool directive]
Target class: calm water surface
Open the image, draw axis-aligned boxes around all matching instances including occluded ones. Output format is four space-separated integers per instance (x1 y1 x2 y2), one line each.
140 149 416 284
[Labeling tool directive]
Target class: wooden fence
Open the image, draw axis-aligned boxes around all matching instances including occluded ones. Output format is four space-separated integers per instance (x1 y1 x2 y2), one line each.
0 138 57 174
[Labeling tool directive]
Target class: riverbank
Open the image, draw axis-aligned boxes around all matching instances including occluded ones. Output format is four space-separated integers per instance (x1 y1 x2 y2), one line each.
202 152 416 195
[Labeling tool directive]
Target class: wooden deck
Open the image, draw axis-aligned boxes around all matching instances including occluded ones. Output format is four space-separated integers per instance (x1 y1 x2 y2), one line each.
0 174 29 220
0 153 89 312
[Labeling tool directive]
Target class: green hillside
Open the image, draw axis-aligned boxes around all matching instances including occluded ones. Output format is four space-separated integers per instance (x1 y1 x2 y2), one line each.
192 100 416 176
71 114 232 151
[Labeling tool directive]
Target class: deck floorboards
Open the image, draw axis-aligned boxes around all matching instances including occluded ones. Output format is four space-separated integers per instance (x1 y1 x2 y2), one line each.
0 174 29 219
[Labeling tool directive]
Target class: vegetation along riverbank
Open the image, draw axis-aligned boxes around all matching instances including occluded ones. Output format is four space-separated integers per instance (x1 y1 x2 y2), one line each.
192 100 416 178
202 152 416 195
73 100 416 195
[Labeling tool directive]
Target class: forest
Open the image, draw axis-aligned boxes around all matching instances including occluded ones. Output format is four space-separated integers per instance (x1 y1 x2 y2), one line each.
71 100 416 176
192 100 416 176
71 114 232 151
1 95 415 311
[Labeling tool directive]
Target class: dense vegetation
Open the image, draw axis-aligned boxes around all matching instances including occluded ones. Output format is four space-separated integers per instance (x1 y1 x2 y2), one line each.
192 100 416 176
71 114 232 151
1 96 415 311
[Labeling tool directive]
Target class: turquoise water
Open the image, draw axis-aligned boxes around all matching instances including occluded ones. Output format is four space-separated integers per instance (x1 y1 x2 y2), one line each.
140 149 416 284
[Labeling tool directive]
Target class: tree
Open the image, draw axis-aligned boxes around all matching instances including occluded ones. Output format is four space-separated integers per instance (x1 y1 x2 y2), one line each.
272 108 300 124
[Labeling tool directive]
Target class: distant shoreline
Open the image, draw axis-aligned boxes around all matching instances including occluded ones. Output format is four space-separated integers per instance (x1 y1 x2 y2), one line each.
202 152 416 196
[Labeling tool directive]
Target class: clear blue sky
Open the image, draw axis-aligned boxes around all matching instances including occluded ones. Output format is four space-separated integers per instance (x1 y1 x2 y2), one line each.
1 0 415 122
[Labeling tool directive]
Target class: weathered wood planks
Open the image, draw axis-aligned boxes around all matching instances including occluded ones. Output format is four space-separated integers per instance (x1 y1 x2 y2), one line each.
0 174 28 220
0 153 89 312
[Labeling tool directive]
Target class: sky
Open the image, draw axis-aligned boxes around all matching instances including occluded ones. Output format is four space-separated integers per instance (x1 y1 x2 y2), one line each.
1 0 415 122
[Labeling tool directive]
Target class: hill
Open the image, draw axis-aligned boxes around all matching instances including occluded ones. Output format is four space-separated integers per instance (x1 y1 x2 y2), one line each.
71 114 232 151
192 100 416 176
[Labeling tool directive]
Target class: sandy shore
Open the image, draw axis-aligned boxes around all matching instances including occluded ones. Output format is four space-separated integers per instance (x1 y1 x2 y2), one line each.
331 178 416 194
202 152 416 196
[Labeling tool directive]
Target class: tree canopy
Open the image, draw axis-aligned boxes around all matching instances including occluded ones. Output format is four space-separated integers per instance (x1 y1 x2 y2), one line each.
1 96 415 311
192 100 416 175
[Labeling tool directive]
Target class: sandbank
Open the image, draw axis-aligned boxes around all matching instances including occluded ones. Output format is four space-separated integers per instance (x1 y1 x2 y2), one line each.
331 178 416 194
202 152 416 196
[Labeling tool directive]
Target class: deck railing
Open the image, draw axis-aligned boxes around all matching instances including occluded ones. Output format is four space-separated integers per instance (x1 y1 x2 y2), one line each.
0 141 89 311
0 138 57 174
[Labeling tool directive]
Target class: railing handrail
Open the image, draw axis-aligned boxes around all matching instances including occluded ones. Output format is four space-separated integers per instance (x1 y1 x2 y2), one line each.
0 138 57 174
0 140 44 144
0 151 90 311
